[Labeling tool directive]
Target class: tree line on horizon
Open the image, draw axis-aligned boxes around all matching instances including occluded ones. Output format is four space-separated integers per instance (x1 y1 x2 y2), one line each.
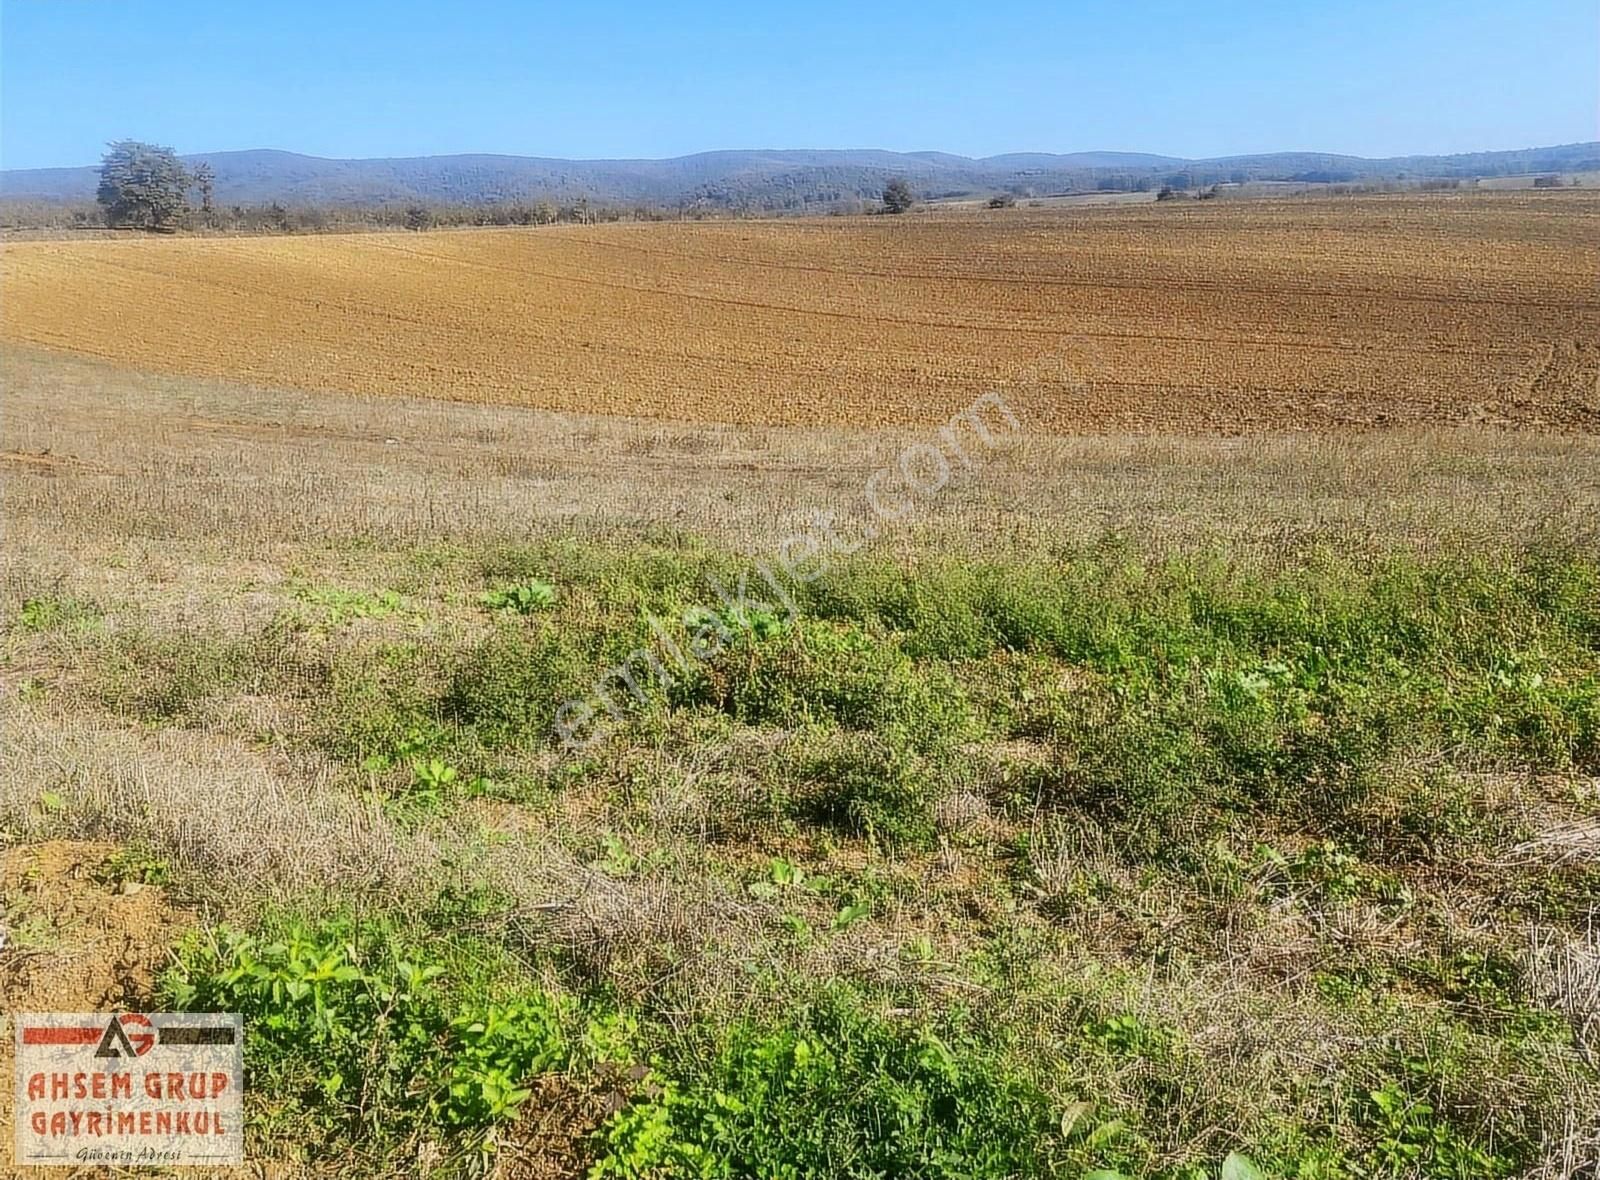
27 136 1575 238
73 140 923 235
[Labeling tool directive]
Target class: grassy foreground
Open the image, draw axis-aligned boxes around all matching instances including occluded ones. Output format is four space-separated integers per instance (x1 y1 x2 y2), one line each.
5 533 1600 1178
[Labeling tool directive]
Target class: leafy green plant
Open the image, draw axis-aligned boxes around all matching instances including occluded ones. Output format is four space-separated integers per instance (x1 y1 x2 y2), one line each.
411 757 458 791
291 584 406 626
481 579 558 614
163 919 443 1132
355 725 476 815
95 630 266 722
592 991 1056 1179
162 915 571 1159
1257 840 1411 908
1403 950 1564 1037
1221 1154 1266 1180
359 724 440 774
442 622 619 748
684 601 788 641
831 901 871 931
433 997 567 1128
93 847 171 890
1081 1013 1172 1060
15 593 100 633
592 834 639 878
1363 1082 1514 1179
689 619 973 754
406 757 458 808
746 857 808 899
796 733 941 848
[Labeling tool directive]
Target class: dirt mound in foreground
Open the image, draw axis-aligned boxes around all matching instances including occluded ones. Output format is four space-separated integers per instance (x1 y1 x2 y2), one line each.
0 840 196 1171
0 840 189 1013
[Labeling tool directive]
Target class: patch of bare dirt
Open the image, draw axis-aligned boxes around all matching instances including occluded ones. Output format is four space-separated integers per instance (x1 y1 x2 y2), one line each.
0 839 195 1170
493 1067 649 1180
0 839 190 1012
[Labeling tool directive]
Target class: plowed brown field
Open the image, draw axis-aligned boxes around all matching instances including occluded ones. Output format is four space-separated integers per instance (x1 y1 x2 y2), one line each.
3 192 1597 433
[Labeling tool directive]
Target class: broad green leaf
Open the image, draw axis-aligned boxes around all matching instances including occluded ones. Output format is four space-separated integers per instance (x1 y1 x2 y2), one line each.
1222 1153 1266 1180
832 902 871 930
1060 1099 1096 1139
1086 1118 1127 1149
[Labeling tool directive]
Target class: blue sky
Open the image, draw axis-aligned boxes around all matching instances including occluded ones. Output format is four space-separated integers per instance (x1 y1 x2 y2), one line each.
1 0 1595 169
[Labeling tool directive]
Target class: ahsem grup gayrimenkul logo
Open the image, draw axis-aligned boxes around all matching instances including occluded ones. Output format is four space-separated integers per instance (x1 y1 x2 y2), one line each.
13 1012 243 1167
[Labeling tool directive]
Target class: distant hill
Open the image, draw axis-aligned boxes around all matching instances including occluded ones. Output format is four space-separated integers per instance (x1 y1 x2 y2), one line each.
4 142 1596 212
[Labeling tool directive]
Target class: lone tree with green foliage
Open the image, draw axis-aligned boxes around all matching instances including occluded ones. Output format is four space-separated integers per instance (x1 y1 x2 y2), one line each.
97 140 190 230
882 177 915 214
192 161 216 215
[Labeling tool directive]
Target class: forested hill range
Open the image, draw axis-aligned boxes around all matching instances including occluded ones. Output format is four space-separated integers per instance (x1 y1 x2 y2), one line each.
3 142 1597 212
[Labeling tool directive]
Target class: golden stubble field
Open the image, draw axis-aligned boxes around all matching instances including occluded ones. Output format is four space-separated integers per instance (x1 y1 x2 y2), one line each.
3 191 1598 433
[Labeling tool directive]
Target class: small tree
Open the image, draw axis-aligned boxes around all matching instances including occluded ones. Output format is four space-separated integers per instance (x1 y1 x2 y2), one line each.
97 140 190 230
193 162 215 215
404 205 432 231
882 178 915 214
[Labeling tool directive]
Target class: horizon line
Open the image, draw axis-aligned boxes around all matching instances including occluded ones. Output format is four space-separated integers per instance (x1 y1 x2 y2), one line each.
5 138 1597 173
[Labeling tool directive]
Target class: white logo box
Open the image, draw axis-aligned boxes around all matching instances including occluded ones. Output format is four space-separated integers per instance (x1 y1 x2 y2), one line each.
13 1013 243 1168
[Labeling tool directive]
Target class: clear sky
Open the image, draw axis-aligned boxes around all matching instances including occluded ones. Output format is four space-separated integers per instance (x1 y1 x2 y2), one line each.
2 0 1595 169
